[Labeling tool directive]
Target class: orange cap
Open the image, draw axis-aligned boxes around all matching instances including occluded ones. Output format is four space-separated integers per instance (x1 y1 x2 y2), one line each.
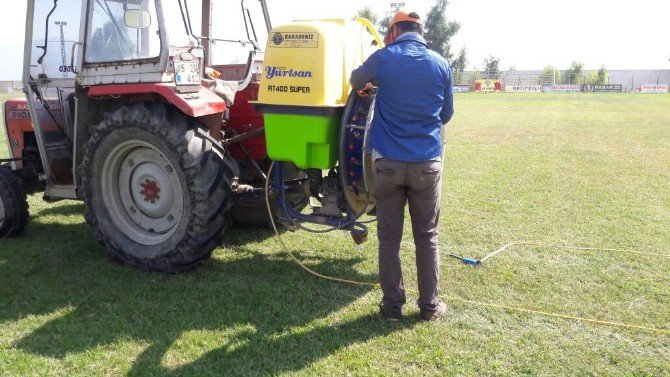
384 10 423 45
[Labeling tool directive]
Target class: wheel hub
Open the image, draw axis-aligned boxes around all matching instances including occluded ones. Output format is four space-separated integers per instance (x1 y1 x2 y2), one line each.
128 161 176 220
140 179 160 203
102 142 184 246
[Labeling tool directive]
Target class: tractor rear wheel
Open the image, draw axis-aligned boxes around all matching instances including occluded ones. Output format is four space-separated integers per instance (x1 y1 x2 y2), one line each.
0 166 29 238
80 103 236 273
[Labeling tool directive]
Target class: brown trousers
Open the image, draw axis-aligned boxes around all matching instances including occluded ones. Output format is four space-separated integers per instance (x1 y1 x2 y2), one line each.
372 158 442 311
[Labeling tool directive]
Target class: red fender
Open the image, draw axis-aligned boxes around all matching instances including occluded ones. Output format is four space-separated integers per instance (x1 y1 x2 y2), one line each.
88 83 226 118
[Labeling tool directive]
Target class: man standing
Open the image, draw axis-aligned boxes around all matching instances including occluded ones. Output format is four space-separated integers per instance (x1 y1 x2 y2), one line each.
350 10 454 321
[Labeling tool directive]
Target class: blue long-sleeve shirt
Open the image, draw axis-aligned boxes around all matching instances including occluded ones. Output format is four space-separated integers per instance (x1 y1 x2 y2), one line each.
350 32 454 162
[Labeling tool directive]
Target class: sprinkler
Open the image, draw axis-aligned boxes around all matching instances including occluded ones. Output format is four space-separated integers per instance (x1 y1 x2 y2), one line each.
447 254 482 267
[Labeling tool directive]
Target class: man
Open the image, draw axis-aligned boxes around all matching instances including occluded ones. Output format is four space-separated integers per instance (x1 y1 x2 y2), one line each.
350 10 454 321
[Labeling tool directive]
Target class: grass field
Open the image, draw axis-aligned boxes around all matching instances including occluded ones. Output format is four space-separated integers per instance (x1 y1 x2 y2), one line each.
1 93 669 375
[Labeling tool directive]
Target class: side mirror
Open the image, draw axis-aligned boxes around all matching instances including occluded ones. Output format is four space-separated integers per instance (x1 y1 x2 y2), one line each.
124 9 151 29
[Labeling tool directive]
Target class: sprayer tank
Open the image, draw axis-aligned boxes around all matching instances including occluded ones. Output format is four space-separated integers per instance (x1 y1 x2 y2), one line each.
254 19 377 169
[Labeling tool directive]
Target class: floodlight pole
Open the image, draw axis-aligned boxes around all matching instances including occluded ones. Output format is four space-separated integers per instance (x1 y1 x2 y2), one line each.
390 2 405 11
55 21 67 78
553 68 556 85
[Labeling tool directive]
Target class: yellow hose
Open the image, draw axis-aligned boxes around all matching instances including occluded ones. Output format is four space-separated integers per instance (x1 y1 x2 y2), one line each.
354 17 385 48
264 161 670 335
480 242 670 262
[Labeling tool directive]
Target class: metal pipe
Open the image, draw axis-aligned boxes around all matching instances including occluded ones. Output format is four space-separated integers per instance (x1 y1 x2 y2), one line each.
259 0 272 32
201 0 212 66
224 127 265 146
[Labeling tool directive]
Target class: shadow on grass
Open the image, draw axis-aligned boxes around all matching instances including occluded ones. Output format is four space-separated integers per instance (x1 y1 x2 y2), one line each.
32 201 86 217
29 201 282 245
0 205 404 374
220 223 283 247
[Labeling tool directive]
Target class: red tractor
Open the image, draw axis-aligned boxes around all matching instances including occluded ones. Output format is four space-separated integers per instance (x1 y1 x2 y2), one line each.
2 0 381 273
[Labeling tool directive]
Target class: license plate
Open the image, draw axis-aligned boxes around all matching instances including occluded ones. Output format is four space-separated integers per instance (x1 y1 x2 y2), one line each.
174 61 200 86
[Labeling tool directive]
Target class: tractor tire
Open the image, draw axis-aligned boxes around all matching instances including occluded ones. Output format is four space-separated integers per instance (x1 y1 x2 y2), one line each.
0 166 29 238
80 102 236 273
230 162 308 228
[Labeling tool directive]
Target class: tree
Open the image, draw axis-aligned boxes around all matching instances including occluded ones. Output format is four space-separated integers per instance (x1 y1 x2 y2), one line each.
585 66 607 85
356 6 378 25
355 1 464 62
355 7 390 36
451 47 467 84
597 65 607 85
471 67 482 87
564 60 584 84
378 15 391 36
481 55 500 79
540 65 561 85
424 0 461 61
585 71 599 85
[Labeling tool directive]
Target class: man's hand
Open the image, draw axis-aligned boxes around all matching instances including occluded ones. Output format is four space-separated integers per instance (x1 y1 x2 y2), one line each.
357 82 375 97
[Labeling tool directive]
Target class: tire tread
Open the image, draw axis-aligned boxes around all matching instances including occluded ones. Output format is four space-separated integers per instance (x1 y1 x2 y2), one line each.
0 167 29 238
80 102 235 273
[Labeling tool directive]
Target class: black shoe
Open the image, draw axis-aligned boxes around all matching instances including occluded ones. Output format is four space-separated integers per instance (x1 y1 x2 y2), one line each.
379 303 402 322
419 302 446 321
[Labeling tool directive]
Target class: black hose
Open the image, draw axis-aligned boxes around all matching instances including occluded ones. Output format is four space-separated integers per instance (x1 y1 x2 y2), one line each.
37 0 59 64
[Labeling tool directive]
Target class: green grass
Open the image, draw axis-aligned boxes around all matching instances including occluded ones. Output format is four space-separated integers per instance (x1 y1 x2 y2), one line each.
1 93 669 375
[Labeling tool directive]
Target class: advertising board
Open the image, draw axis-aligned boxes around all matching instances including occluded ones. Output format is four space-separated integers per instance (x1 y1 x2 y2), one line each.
638 84 668 93
505 85 543 92
581 84 622 93
542 84 581 93
474 80 502 92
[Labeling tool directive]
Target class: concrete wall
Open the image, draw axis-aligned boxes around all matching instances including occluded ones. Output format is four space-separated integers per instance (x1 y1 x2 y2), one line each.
455 70 670 92
607 70 670 92
0 81 23 94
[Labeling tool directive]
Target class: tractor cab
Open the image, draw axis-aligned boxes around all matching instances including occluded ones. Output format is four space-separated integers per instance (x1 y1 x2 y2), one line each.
21 0 269 199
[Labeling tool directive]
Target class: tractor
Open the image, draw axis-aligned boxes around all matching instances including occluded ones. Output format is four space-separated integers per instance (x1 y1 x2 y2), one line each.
1 0 382 272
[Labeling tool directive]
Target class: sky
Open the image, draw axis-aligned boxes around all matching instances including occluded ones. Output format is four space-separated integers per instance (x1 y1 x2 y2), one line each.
1 0 669 80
